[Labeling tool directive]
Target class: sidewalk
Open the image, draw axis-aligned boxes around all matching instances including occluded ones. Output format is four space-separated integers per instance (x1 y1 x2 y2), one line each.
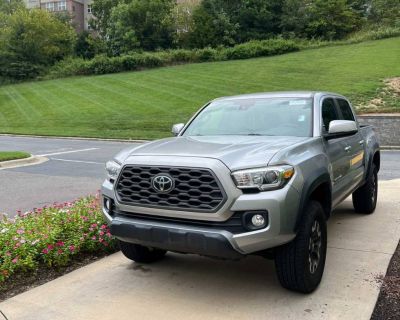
1 179 399 320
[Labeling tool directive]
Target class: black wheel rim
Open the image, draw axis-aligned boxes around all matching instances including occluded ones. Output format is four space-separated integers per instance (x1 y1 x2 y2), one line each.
308 220 322 274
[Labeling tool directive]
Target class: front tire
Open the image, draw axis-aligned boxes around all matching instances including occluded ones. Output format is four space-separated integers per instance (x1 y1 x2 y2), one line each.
119 241 167 263
275 201 327 293
352 164 378 214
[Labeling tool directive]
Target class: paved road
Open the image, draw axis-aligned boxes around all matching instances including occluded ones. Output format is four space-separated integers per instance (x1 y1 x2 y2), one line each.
0 136 138 217
0 135 399 217
1 179 399 320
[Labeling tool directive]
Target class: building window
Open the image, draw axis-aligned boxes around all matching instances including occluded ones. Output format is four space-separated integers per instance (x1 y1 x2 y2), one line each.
87 5 92 14
56 1 67 11
45 2 55 12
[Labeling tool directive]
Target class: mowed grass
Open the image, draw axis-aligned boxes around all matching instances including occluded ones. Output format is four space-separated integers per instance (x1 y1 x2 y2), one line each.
0 37 399 139
0 151 30 162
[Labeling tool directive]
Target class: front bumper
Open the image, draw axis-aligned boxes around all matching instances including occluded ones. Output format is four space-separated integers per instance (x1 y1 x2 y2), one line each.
102 184 300 256
102 155 300 256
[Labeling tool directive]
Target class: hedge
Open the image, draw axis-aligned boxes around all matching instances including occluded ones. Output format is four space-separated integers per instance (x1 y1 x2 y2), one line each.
47 39 300 78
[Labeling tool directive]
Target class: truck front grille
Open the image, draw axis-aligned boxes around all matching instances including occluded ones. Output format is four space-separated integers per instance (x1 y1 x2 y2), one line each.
115 166 227 213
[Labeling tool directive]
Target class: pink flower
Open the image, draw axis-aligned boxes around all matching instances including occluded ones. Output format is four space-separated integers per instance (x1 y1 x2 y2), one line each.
69 245 75 252
92 236 96 240
91 223 98 228
16 229 24 235
56 241 65 247
5 252 11 257
47 244 54 250
42 248 49 254
100 225 107 230
12 257 18 264
99 231 104 236
57 249 63 254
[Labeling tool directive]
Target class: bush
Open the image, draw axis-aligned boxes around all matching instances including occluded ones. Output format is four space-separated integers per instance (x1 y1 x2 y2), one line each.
0 196 116 283
194 47 220 62
225 39 300 60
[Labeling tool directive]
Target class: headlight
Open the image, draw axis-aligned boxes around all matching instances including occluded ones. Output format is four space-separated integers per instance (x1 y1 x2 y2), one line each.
105 160 121 181
232 165 295 191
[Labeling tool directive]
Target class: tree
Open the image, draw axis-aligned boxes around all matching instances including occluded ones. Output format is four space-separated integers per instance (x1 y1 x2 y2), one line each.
367 0 400 26
0 8 76 79
304 0 362 40
106 0 176 54
75 31 106 59
0 0 24 15
90 0 122 38
187 0 239 48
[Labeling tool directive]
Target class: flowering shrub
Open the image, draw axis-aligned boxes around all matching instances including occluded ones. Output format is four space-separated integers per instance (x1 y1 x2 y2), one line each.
0 196 116 283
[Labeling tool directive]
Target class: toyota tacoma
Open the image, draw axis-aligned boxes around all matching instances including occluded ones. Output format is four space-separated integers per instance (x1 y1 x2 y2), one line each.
102 91 380 293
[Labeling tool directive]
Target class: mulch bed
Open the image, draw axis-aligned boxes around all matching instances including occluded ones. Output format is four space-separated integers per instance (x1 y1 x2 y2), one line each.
0 251 117 302
371 240 400 320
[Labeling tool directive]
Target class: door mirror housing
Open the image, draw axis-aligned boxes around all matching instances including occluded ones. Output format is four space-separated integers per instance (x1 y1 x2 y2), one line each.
325 120 357 139
172 123 185 136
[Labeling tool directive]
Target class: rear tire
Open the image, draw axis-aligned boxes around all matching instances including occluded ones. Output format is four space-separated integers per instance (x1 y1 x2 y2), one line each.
352 164 378 214
119 241 167 263
275 201 327 293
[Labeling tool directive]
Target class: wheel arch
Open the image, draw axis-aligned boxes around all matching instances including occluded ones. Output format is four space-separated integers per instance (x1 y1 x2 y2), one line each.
295 169 332 231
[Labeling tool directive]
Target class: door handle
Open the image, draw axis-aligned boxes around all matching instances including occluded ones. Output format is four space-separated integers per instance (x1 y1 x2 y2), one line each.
359 140 364 145
344 146 352 152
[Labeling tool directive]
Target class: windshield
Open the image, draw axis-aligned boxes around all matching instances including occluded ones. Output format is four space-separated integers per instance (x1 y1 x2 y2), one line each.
183 97 313 137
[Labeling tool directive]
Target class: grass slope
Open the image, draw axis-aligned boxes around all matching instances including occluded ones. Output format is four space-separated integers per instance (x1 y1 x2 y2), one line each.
0 38 399 139
0 151 30 162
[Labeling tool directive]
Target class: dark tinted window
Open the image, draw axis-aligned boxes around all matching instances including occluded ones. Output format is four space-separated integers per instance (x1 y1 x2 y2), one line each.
337 99 355 121
321 98 339 131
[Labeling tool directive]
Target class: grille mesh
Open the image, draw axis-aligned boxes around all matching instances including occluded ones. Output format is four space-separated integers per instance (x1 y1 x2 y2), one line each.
115 166 226 212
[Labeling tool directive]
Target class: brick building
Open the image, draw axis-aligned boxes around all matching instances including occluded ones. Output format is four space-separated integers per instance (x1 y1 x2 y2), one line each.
25 0 94 32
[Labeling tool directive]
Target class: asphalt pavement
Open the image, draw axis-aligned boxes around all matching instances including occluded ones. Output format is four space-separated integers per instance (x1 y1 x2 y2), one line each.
0 136 138 217
0 135 399 217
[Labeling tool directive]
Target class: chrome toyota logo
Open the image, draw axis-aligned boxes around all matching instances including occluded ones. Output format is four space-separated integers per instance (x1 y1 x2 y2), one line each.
152 174 174 193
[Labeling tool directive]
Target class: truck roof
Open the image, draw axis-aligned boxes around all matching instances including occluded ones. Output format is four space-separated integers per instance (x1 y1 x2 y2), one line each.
213 91 345 101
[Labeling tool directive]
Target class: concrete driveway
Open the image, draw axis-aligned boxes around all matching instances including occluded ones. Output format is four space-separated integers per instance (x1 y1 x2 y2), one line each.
1 179 399 320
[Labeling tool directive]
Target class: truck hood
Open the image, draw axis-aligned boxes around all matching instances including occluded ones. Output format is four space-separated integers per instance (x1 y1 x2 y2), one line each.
117 136 309 171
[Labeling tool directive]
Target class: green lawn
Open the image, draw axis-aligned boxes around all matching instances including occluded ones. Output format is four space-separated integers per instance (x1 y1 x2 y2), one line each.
0 151 30 162
0 37 399 140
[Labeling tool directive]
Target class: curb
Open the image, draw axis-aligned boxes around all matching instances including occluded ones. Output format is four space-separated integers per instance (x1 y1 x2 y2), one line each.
0 134 149 143
0 155 48 170
381 146 400 151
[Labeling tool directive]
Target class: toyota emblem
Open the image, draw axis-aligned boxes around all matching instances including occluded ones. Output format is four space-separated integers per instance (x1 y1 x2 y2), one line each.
151 174 174 193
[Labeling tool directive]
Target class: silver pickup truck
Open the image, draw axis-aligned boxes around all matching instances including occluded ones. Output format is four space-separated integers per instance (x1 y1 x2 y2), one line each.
102 91 380 293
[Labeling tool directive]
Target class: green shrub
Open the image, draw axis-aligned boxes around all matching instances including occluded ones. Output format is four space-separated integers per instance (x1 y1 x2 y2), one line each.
0 196 116 283
193 47 219 62
0 61 44 80
225 39 300 60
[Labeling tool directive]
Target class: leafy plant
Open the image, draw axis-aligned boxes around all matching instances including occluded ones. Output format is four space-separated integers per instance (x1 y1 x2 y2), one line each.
0 196 116 283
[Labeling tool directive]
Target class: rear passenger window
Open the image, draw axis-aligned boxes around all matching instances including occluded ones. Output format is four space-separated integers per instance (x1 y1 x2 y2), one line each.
337 99 355 121
321 98 339 131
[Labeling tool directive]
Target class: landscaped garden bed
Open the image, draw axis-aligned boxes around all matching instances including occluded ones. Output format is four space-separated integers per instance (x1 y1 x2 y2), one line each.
371 240 400 320
0 151 30 162
0 195 117 302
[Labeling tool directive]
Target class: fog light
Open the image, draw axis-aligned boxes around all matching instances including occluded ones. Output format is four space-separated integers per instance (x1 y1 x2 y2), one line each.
104 198 111 212
251 214 266 227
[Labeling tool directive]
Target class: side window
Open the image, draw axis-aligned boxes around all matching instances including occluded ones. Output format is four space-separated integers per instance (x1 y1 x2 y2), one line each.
321 98 339 131
337 99 355 121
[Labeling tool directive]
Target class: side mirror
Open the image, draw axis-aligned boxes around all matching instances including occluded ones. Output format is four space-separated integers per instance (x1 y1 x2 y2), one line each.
326 120 357 139
172 123 185 136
